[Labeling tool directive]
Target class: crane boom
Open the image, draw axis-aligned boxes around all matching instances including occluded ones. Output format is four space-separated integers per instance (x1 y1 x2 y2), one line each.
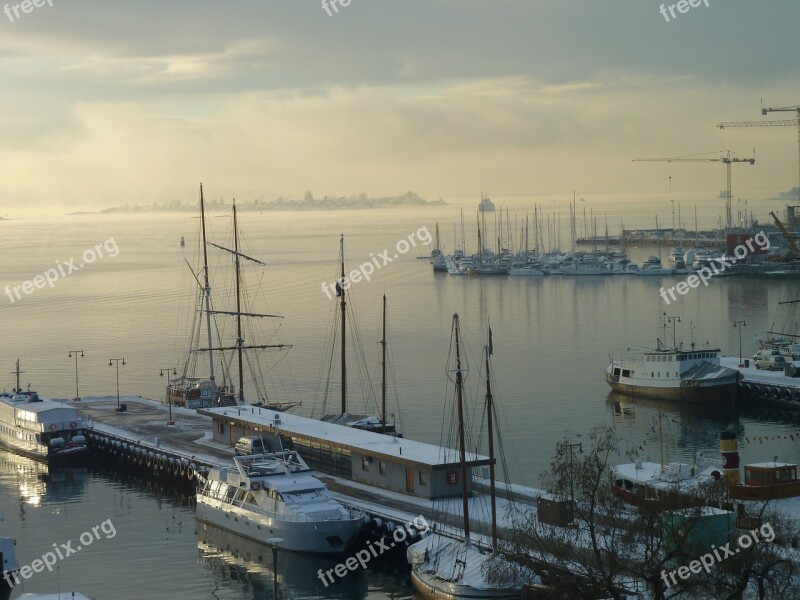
633 151 755 229
770 211 799 255
719 103 800 202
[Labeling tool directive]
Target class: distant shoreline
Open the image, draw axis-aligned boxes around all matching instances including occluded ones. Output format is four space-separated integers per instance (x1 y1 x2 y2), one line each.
93 191 445 214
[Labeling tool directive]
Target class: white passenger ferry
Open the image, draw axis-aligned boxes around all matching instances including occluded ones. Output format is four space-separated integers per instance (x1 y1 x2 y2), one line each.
196 450 367 554
0 362 88 463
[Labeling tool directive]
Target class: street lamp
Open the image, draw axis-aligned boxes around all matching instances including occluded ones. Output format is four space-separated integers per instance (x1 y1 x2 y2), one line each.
160 367 177 425
734 320 747 366
68 350 84 402
109 358 126 411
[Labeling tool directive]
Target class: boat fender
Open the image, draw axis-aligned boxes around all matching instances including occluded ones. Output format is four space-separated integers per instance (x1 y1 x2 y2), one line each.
250 481 261 491
50 424 58 432
70 421 77 429
146 453 154 468
179 460 188 475
187 463 196 480
158 455 167 470
371 518 382 532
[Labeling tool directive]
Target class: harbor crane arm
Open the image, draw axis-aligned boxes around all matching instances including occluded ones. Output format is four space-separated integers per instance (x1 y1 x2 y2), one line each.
633 151 755 229
769 211 800 256
719 103 800 202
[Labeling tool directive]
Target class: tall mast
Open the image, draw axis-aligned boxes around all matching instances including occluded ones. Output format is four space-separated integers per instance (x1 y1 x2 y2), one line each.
200 184 216 385
485 334 498 550
381 294 387 429
340 234 347 414
453 314 470 540
477 215 483 267
14 359 21 392
233 200 244 404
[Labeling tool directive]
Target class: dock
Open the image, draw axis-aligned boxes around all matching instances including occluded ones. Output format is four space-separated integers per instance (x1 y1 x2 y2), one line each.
720 356 800 408
75 396 541 544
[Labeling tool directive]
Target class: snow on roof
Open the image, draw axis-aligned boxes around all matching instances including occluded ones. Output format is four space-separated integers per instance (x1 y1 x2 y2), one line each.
747 462 797 469
201 406 489 468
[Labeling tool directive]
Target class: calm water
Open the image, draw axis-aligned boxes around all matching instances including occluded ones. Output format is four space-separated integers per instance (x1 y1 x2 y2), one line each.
1 202 800 598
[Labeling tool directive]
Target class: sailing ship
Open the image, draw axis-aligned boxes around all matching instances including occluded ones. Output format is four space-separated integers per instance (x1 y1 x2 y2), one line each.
319 236 400 434
407 316 540 598
167 186 299 412
0 360 88 464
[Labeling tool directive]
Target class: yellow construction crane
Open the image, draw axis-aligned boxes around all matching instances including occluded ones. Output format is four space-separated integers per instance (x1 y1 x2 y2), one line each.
719 104 800 202
769 210 799 258
633 150 755 229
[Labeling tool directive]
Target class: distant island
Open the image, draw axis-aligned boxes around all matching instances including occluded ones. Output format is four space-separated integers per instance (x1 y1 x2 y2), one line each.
772 187 800 200
99 191 445 213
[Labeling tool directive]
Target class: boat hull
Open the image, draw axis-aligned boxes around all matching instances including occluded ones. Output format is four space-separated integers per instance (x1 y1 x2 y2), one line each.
195 498 365 555
411 568 521 600
605 374 737 403
0 438 88 466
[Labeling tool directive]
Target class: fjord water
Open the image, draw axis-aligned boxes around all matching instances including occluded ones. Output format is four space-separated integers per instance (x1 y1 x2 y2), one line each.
1 201 799 599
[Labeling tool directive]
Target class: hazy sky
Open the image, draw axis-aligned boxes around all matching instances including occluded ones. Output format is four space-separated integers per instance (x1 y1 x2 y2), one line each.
1 0 798 211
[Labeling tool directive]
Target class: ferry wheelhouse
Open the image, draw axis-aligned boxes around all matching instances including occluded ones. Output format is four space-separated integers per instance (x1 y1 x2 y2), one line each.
196 450 367 554
0 393 88 463
606 346 739 402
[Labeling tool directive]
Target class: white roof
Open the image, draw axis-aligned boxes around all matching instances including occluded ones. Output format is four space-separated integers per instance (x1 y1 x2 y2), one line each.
747 462 796 469
201 407 489 468
2 398 82 420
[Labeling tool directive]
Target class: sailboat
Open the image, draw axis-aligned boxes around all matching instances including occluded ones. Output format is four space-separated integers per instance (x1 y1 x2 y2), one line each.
408 316 539 598
166 186 300 412
319 236 400 434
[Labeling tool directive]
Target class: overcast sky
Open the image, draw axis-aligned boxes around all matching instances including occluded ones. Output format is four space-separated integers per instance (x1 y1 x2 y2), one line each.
1 0 798 210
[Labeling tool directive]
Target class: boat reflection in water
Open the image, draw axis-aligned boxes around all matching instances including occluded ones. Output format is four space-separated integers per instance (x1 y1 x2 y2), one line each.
196 520 370 599
0 451 88 509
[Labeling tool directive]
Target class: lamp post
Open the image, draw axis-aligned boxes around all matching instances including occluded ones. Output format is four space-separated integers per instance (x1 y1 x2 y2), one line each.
109 358 126 411
734 320 747 366
160 367 177 425
68 350 84 402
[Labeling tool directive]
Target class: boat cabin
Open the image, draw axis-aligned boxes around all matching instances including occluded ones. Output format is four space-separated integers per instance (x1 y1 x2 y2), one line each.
731 462 800 501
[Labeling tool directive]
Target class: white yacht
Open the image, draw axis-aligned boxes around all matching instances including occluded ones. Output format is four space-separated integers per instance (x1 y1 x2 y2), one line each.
508 263 545 276
692 246 714 269
635 256 673 276
668 246 685 265
196 451 367 554
561 254 611 275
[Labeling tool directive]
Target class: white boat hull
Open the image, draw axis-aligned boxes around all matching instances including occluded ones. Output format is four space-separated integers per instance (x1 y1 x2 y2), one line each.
410 568 522 600
195 497 365 555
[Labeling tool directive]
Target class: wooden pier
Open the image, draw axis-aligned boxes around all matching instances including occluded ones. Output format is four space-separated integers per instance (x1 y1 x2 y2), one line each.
720 356 800 408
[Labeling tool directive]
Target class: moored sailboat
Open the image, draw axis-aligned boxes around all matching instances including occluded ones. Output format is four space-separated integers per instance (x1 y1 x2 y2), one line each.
408 316 540 598
167 186 299 412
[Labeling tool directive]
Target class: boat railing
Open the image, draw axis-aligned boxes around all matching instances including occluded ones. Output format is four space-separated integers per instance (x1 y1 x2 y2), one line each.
198 489 365 523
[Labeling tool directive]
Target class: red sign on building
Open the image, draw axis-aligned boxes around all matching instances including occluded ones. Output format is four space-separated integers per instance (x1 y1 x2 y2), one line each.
446 471 458 485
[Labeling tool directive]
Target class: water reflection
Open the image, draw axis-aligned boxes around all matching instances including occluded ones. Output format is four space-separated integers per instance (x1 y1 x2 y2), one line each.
196 520 370 599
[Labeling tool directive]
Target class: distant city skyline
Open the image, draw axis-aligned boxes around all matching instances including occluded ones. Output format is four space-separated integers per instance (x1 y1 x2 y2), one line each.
0 1 798 212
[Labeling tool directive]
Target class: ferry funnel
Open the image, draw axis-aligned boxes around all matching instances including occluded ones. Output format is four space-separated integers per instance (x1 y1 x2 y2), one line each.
720 431 740 485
